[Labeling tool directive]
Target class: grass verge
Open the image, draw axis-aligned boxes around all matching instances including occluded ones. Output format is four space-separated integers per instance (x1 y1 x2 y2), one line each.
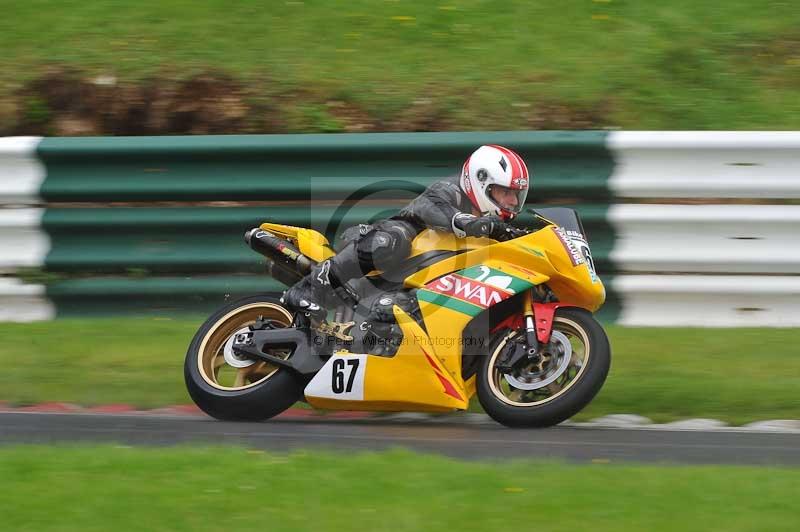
1 318 798 424
1 446 798 532
3 1 800 132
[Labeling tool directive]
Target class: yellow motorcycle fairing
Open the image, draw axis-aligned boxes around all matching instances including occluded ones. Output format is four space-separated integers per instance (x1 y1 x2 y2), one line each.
407 228 605 313
304 306 468 412
263 221 605 413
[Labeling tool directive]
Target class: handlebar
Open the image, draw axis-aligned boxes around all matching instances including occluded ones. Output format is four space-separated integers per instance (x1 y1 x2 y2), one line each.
502 225 530 240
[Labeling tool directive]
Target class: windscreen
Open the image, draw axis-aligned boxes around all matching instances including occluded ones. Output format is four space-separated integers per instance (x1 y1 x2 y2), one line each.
530 207 587 241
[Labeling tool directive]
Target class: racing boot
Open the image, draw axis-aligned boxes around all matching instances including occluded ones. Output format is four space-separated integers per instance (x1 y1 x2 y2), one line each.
280 243 365 320
280 260 336 320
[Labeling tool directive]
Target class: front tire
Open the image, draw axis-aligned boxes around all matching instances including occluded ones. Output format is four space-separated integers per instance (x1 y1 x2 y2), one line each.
477 307 610 428
184 294 304 421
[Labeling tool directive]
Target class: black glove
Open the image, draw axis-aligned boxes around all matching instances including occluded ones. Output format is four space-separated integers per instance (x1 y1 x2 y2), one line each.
453 214 510 240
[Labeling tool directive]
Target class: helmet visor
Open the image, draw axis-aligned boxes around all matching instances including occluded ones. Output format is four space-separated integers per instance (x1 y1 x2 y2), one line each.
488 184 528 215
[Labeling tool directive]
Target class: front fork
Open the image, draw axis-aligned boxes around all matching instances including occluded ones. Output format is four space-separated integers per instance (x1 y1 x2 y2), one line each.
495 289 561 374
523 290 540 357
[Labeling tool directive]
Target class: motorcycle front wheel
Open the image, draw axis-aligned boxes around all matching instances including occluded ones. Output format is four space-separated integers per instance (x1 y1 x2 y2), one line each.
184 294 305 421
477 307 610 428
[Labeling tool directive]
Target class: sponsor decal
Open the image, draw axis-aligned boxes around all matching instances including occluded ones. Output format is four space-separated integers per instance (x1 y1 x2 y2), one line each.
564 229 586 241
564 229 599 283
552 227 584 266
425 273 511 309
550 227 599 283
512 177 528 188
255 230 301 260
278 244 300 260
418 266 532 316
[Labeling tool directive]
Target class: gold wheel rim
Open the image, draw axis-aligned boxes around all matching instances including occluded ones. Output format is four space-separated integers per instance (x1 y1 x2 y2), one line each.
487 316 591 407
197 303 293 391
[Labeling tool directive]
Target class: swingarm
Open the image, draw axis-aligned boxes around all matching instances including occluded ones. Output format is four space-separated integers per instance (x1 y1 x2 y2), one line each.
231 326 327 375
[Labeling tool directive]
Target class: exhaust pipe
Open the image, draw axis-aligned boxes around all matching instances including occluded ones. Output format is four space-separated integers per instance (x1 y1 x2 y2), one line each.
244 228 315 285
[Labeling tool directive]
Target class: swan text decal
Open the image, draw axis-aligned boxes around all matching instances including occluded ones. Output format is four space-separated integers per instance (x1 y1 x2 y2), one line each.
418 266 532 317
428 273 511 308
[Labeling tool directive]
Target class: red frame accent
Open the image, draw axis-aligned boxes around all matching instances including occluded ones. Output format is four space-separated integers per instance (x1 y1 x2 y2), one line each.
489 302 562 345
532 302 560 344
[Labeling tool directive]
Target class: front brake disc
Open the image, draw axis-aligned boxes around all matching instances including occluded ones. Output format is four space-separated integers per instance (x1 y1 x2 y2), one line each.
502 330 572 390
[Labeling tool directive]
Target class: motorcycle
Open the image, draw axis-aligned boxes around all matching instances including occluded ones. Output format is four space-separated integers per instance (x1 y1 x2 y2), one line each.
184 207 610 428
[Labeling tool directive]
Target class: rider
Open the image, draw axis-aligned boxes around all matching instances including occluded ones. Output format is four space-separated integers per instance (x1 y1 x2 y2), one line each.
281 144 531 319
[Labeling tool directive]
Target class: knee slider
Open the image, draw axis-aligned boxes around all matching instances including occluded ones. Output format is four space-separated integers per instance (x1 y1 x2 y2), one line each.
359 229 393 255
357 227 410 271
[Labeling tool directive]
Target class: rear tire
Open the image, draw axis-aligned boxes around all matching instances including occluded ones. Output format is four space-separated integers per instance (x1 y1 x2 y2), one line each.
184 294 304 421
477 307 610 428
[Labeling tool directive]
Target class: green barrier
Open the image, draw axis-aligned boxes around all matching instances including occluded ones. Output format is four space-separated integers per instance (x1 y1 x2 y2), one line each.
36 131 615 315
38 132 612 201
47 275 281 317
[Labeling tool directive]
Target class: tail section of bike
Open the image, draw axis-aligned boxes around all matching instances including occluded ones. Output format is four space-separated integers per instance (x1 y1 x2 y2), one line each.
257 222 335 263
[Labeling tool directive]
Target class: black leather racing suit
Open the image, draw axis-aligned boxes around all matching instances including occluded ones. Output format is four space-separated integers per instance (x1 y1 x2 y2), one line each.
282 176 508 316
394 175 476 234
330 175 477 281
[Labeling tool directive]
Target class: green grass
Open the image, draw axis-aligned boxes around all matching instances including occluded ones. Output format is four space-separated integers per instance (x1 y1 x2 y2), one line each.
578 327 800 423
2 0 800 130
1 446 798 531
0 318 199 408
1 318 799 424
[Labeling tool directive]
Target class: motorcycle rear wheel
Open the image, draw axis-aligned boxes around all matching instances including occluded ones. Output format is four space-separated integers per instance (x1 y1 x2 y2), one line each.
184 294 304 421
477 307 610 428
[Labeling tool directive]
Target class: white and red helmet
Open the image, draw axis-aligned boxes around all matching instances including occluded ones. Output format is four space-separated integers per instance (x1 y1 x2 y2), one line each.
460 145 530 220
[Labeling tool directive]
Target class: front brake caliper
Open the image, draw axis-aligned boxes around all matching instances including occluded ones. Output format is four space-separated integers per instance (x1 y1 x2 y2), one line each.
495 337 529 374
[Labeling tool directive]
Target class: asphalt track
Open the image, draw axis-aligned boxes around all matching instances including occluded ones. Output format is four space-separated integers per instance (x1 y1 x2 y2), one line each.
2 412 799 465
